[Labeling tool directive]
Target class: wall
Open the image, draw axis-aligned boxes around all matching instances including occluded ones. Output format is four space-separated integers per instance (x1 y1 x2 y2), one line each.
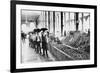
0 0 99 73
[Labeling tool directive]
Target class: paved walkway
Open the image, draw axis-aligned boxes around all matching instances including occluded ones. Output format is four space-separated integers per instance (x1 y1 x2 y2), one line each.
22 38 55 63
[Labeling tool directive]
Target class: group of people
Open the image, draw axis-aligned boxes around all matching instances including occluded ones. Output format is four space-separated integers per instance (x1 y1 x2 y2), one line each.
21 31 27 42
28 29 49 57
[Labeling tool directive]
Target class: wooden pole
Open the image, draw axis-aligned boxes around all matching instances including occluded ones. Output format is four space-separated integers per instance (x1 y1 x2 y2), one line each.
53 11 55 36
82 13 84 31
61 12 63 36
48 11 50 32
69 12 70 31
75 12 79 31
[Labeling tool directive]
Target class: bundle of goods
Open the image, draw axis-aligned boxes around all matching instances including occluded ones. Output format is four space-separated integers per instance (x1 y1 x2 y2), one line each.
49 34 62 44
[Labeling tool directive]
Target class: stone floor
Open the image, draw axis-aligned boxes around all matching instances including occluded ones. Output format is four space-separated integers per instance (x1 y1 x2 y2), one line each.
21 38 55 63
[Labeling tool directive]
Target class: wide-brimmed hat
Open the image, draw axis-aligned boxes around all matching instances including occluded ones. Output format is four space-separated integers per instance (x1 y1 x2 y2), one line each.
41 28 48 32
33 28 41 33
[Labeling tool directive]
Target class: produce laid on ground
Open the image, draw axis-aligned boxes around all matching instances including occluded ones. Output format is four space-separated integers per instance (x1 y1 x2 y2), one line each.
49 31 90 60
51 43 90 60
61 31 90 53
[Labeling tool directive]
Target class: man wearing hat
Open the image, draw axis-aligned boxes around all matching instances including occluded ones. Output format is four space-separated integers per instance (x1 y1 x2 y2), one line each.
36 31 41 54
41 29 48 57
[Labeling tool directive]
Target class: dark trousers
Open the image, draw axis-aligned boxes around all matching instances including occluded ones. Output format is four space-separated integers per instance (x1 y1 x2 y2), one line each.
42 42 48 56
37 42 41 54
34 41 37 52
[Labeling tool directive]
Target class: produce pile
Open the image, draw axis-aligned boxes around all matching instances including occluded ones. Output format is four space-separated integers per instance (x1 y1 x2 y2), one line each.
61 31 90 53
51 43 90 60
49 34 62 44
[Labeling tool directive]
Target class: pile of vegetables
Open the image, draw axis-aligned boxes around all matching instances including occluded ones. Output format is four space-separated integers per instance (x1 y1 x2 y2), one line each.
61 31 90 53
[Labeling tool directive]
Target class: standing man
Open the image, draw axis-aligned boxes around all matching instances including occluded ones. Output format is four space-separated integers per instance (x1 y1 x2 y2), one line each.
41 31 48 57
36 31 41 54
